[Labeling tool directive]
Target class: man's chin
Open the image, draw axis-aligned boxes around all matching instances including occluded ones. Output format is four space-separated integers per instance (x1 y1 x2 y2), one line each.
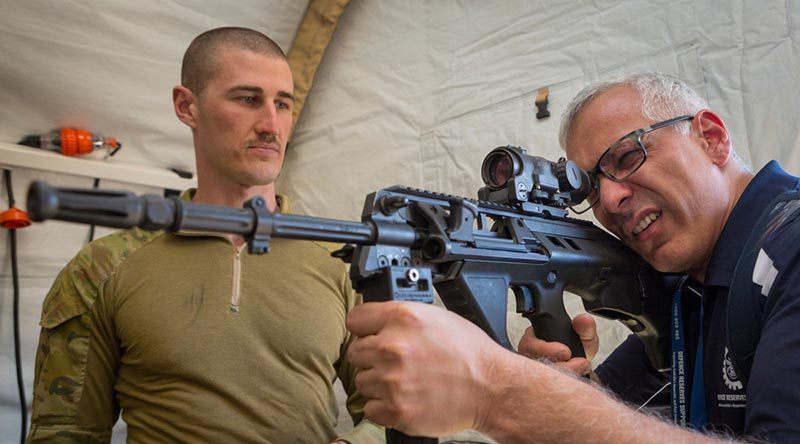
629 239 673 271
236 166 280 185
236 173 279 188
251 178 278 187
644 251 686 274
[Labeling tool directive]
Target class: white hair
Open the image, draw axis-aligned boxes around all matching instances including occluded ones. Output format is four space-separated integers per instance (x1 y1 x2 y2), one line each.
558 72 709 150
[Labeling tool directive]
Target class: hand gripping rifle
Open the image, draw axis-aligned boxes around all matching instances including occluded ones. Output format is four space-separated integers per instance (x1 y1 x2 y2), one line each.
27 146 674 443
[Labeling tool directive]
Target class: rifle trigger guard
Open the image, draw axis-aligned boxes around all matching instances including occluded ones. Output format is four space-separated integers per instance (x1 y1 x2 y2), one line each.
243 196 273 255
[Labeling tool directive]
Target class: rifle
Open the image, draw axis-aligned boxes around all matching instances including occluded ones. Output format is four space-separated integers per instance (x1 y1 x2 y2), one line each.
26 145 675 443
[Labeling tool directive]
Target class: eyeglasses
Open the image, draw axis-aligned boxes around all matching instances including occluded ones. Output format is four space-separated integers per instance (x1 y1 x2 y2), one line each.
571 115 694 214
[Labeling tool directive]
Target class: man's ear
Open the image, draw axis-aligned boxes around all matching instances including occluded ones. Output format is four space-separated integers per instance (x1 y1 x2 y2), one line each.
693 109 731 166
173 85 198 129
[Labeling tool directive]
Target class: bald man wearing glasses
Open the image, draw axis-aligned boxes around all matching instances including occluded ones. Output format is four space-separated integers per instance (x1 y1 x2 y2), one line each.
343 73 800 443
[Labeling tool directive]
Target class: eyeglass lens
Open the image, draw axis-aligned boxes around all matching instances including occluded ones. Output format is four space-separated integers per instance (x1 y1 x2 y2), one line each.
599 136 645 181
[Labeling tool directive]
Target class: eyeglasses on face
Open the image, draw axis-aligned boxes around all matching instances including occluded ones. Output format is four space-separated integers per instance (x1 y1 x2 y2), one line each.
570 114 694 214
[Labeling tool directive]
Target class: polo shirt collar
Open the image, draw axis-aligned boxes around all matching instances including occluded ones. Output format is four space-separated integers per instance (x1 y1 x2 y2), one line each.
703 161 800 288
181 189 291 214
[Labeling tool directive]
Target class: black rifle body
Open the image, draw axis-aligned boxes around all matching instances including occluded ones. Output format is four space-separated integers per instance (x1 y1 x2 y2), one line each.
27 181 674 443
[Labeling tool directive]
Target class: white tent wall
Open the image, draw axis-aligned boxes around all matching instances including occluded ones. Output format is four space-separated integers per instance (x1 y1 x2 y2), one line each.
1 0 799 442
283 0 800 217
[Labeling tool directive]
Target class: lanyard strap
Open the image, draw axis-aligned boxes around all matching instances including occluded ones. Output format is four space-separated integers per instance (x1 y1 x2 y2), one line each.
671 284 707 429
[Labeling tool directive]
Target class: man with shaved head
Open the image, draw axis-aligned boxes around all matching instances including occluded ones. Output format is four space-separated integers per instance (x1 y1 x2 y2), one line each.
344 73 800 443
27 27 382 443
181 27 287 96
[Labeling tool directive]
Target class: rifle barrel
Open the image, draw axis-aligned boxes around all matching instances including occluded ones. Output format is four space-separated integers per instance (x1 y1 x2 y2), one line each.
27 180 384 245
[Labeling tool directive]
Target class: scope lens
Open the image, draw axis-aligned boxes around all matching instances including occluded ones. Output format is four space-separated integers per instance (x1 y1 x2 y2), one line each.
482 151 515 188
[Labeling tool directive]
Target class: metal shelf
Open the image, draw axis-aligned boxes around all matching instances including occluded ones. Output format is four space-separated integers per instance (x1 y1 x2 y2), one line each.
0 141 196 190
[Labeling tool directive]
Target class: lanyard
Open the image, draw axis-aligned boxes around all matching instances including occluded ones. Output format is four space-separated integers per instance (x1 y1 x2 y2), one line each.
671 283 707 429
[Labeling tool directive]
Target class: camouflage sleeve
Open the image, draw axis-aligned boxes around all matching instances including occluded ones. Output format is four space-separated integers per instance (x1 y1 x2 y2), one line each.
27 245 122 443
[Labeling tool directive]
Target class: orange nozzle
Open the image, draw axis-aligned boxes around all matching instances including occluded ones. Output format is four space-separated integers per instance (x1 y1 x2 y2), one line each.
0 206 31 229
59 128 93 156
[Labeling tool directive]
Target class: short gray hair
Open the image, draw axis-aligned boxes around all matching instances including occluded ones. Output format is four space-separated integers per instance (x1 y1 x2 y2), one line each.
558 72 708 149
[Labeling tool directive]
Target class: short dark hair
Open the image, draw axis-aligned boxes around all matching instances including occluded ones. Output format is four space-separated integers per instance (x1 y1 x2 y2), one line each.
181 27 287 96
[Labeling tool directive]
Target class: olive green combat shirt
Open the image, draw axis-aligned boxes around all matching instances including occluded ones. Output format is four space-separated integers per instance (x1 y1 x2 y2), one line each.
27 193 383 443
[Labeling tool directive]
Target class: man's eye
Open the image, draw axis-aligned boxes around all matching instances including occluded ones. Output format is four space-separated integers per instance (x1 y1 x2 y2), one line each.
615 148 642 170
276 100 290 110
240 96 259 105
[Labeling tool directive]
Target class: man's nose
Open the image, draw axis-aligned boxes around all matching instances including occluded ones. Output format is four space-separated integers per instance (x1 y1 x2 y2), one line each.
596 176 633 213
254 103 279 134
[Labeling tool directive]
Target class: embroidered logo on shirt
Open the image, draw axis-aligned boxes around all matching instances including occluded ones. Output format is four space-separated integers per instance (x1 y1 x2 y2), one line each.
722 347 743 391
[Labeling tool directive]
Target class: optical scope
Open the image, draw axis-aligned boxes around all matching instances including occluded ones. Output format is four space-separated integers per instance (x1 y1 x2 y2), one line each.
478 145 593 211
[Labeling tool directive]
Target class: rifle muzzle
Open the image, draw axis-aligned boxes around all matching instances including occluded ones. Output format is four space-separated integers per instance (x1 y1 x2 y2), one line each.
26 180 178 231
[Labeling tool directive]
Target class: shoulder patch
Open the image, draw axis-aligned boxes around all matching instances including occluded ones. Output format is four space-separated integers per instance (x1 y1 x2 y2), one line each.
752 249 779 297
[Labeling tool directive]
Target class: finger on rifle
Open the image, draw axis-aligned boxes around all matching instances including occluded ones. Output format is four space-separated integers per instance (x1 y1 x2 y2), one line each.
572 314 597 341
363 397 398 431
516 326 535 352
346 301 402 337
353 367 386 399
348 316 420 371
571 314 599 358
347 334 385 370
518 327 570 361
361 385 425 436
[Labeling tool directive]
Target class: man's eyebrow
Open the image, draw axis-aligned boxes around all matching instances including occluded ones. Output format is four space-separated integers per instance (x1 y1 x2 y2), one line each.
278 91 295 102
226 85 294 102
228 85 263 94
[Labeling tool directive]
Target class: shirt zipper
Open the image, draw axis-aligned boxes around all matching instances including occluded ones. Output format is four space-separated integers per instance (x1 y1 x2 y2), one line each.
230 243 245 312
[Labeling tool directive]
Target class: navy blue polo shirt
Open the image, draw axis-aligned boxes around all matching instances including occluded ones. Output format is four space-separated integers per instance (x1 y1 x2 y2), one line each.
596 161 800 441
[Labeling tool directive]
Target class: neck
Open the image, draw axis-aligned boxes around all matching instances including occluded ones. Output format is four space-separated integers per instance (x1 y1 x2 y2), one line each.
192 179 278 212
188 133 283 245
192 179 278 248
688 167 755 284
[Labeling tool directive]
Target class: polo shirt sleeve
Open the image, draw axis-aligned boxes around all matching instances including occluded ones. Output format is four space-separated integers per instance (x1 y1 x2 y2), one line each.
744 215 800 442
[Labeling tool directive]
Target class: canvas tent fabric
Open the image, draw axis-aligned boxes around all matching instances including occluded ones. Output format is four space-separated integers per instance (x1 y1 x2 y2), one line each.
2 1 800 443
287 0 351 131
